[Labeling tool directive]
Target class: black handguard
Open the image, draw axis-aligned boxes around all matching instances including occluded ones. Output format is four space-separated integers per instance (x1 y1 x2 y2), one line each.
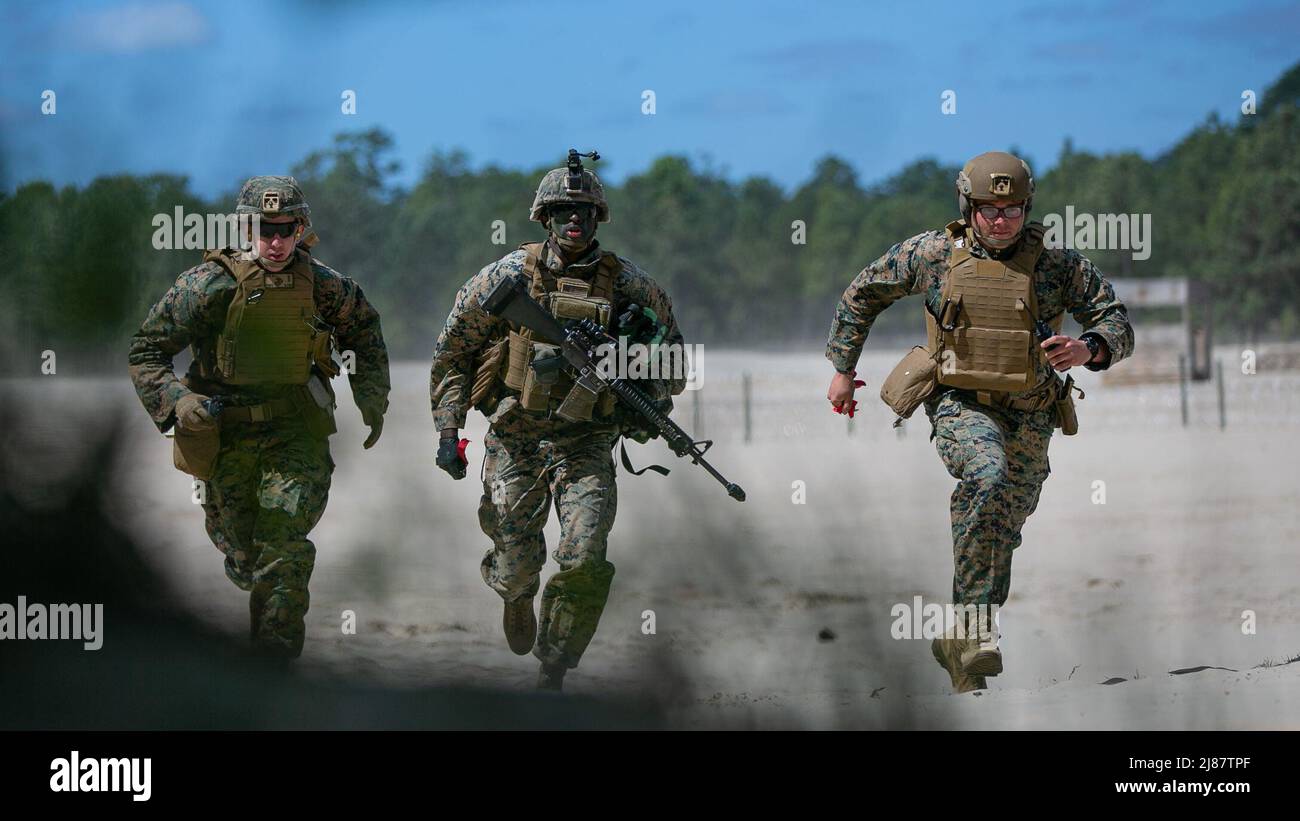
480 276 745 502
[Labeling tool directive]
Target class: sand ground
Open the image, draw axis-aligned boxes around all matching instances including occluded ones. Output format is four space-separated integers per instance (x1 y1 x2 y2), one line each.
9 338 1299 729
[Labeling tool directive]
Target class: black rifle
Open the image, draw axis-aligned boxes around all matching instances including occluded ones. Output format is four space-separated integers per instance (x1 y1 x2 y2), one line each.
480 276 745 502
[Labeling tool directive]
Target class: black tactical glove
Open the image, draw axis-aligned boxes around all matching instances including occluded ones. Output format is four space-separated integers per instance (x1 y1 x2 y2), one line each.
436 435 468 480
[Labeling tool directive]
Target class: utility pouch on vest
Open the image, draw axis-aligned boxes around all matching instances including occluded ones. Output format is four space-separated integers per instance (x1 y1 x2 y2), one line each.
596 389 616 417
556 379 600 423
173 425 221 480
880 345 940 419
293 373 338 438
546 285 611 420
505 330 532 392
1054 374 1080 436
308 315 341 379
549 293 612 328
521 343 562 411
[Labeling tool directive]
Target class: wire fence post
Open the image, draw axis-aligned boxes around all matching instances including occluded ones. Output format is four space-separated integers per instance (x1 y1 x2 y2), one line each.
692 387 703 440
1178 353 1189 427
742 372 752 444
1216 358 1226 430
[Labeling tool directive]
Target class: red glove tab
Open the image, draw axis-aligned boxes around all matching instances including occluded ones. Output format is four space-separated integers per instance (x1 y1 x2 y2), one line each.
832 372 867 419
456 438 471 465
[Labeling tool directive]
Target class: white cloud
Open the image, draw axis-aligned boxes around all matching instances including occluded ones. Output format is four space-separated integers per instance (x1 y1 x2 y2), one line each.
62 1 211 54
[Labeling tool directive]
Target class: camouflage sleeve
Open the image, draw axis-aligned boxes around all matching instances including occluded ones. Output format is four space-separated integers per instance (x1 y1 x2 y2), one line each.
313 261 391 414
825 230 948 373
429 253 521 431
614 257 687 406
126 262 228 433
1051 248 1136 371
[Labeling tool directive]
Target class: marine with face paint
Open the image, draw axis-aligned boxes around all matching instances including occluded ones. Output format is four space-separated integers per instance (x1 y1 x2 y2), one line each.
429 150 687 691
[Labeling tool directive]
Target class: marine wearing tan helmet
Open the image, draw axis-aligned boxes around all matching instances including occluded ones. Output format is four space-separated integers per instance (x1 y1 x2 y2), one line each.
955 151 1034 250
824 146 1135 697
234 174 320 251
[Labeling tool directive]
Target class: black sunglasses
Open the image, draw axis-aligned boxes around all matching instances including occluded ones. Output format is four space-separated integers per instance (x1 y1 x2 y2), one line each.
258 221 300 239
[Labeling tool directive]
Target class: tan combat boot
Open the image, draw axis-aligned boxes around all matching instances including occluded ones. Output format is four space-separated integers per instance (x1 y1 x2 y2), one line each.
959 607 1003 677
503 595 537 655
931 629 987 693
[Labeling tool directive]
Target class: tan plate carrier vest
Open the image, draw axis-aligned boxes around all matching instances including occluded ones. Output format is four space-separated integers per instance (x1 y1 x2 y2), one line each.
201 248 337 385
924 220 1062 409
476 242 620 421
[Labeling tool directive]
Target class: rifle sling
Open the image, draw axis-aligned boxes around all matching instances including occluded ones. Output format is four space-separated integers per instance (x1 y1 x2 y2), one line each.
619 439 670 478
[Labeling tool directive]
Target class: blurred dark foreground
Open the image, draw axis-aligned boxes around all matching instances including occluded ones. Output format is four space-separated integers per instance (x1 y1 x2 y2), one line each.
0 402 670 731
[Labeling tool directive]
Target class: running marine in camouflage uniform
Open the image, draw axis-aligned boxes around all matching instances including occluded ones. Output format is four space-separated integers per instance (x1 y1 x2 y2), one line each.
429 154 686 691
825 152 1134 692
128 176 390 659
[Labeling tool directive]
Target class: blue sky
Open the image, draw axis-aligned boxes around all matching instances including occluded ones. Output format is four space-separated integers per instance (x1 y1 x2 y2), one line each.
2 0 1297 197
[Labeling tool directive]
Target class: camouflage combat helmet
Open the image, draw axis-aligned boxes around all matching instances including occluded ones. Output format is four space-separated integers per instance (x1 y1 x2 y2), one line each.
955 151 1035 219
529 151 610 223
235 175 318 247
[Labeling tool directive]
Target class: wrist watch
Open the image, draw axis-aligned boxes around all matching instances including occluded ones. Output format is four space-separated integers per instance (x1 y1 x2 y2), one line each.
1082 334 1101 362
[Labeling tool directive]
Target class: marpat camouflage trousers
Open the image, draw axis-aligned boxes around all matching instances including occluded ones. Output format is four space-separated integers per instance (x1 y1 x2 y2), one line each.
477 412 619 670
928 391 1054 607
201 420 333 658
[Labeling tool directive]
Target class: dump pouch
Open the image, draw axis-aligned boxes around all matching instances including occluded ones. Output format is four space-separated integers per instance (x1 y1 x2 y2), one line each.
880 345 940 419
173 425 221 480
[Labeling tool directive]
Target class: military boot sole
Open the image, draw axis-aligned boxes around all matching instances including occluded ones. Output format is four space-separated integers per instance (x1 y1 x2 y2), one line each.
960 646 1003 677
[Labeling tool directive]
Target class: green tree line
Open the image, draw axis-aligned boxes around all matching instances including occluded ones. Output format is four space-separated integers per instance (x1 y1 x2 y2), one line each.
2 63 1298 373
